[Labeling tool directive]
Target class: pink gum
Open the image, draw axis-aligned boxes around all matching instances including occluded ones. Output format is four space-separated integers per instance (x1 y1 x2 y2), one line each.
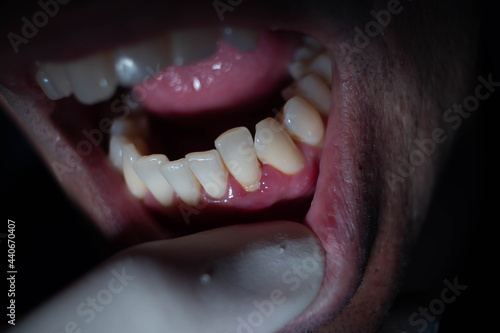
143 142 321 212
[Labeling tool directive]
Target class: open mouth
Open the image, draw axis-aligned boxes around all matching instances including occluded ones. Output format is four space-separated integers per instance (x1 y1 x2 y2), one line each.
0 2 377 331
38 28 332 235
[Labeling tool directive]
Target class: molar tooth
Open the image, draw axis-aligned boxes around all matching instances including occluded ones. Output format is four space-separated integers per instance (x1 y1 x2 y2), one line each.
254 118 305 175
310 53 332 86
220 27 260 52
113 37 171 87
133 154 174 206
171 29 218 66
64 53 117 105
35 63 72 100
123 142 148 198
186 149 228 199
283 96 325 146
282 73 331 115
160 158 201 206
215 127 261 192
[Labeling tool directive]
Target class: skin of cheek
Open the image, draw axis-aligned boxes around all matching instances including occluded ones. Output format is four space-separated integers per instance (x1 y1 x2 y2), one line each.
313 1 478 332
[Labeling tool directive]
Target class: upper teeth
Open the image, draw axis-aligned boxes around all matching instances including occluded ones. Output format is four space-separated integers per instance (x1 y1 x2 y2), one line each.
113 37 171 87
220 27 260 53
64 53 118 105
35 28 261 105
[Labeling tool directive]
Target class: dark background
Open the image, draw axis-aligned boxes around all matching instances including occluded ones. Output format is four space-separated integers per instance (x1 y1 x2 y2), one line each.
0 1 494 332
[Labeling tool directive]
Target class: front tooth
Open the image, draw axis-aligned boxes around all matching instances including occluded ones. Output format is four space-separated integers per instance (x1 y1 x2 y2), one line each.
220 27 260 52
186 149 228 199
35 63 72 100
215 127 261 192
310 53 332 86
133 154 174 206
64 53 117 105
283 73 331 115
283 96 325 146
113 37 171 87
171 29 218 66
122 142 148 198
160 158 201 206
254 118 305 175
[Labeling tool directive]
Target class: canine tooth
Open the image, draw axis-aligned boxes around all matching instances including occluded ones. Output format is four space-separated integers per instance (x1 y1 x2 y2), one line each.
310 53 332 86
171 29 218 66
123 142 148 198
35 63 72 100
64 53 117 105
160 158 201 206
113 38 170 87
283 96 324 146
186 149 228 199
109 136 147 172
283 73 331 115
220 27 260 52
215 127 261 192
133 154 174 206
254 118 305 175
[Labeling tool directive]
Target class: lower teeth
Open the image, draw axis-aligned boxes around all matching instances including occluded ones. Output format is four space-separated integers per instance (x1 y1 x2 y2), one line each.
108 40 332 208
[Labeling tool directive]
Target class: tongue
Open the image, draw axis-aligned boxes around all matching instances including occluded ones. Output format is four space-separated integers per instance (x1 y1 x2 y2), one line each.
135 31 298 115
11 221 324 333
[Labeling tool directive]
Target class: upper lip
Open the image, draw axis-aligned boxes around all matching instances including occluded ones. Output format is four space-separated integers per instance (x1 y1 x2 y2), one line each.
0 1 378 331
0 0 342 72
